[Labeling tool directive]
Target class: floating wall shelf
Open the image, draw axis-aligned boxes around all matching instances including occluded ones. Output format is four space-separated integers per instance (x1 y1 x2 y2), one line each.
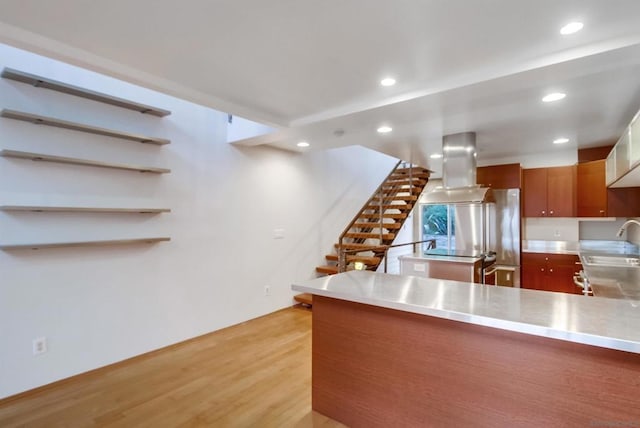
0 237 171 250
1 109 170 145
1 68 171 117
0 149 171 174
0 205 171 214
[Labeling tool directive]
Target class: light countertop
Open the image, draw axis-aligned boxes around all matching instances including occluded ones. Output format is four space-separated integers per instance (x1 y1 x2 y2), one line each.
398 254 483 264
523 239 637 255
522 240 640 300
292 270 640 354
579 247 640 300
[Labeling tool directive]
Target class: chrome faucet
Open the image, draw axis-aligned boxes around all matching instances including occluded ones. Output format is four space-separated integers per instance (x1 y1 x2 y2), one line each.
616 219 640 237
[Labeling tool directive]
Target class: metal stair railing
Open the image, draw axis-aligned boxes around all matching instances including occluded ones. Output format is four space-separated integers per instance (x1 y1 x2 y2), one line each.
339 239 436 273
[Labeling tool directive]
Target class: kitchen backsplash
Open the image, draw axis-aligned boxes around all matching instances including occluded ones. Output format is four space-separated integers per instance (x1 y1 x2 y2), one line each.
524 217 640 244
627 218 640 246
579 218 628 240
523 218 579 241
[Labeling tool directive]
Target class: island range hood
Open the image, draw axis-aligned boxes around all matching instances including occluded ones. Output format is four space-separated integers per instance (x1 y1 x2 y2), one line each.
422 132 494 204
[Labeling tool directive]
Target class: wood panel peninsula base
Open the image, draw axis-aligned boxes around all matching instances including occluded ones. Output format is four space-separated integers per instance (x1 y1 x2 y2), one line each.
293 271 640 427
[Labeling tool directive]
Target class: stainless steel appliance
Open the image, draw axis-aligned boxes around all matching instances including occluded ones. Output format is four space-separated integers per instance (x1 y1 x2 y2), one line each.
485 188 521 287
421 132 521 286
425 191 521 286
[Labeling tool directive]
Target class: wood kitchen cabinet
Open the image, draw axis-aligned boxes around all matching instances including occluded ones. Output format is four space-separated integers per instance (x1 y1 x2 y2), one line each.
523 166 576 217
577 160 607 217
476 163 521 189
577 159 640 217
521 253 581 294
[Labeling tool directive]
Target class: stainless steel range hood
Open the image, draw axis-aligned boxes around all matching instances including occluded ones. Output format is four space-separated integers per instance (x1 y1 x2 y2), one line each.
423 132 494 204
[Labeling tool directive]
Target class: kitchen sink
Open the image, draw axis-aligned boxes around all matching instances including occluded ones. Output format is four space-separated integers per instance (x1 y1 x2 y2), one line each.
582 255 640 267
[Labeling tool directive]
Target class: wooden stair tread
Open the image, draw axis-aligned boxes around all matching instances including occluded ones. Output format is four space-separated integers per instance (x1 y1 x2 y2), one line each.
325 254 381 264
316 265 339 274
293 293 313 306
334 242 387 250
359 212 407 219
382 187 423 194
389 172 430 180
344 232 395 240
376 195 418 201
366 204 413 211
385 177 427 187
394 167 430 174
352 222 402 229
383 178 427 186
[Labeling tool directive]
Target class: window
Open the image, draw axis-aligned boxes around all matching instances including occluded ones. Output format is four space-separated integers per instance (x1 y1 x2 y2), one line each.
420 204 456 253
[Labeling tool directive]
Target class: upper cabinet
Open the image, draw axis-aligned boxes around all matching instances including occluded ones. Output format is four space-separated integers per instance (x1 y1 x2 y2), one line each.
577 160 607 217
606 108 640 187
523 166 575 217
476 163 521 189
577 148 640 217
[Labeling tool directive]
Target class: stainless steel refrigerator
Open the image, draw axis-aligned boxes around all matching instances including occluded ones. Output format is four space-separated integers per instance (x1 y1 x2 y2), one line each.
452 189 521 286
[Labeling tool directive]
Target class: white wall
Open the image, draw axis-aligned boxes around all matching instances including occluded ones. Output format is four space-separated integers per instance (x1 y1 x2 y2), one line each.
226 115 275 144
479 148 577 169
0 44 397 398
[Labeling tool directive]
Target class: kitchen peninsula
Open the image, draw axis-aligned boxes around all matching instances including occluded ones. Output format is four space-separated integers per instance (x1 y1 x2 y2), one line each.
293 271 640 427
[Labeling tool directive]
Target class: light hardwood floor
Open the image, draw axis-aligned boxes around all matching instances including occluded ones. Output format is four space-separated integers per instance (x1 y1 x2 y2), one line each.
0 306 344 427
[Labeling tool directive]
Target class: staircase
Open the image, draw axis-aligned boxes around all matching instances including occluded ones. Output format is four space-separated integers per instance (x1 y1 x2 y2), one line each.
294 161 430 307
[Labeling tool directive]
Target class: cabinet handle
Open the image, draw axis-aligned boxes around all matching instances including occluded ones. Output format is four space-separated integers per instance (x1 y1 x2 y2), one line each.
541 210 546 215
549 268 553 273
550 210 554 215
540 268 545 272
599 210 605 215
545 257 549 261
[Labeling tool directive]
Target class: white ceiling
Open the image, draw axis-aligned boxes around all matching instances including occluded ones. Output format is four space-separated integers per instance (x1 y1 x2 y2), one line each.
1 0 639 171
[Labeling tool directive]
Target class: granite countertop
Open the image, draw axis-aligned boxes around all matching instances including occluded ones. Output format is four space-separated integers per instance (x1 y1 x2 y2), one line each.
292 270 640 354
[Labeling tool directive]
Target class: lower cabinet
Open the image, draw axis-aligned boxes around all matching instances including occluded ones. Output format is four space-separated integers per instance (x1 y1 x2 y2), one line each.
522 253 581 294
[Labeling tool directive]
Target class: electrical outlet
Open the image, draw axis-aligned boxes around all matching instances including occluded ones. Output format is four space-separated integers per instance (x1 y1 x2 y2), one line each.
554 229 561 237
264 285 271 296
273 228 285 239
32 337 47 356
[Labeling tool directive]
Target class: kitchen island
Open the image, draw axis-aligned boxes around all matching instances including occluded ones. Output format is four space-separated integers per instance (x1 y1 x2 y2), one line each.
398 253 484 283
293 271 640 427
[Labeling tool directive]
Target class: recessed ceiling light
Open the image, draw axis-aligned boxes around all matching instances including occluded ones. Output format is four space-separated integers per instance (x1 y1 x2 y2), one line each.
560 22 584 35
553 137 569 144
430 153 443 159
377 126 393 134
380 77 396 87
297 141 310 148
542 92 566 103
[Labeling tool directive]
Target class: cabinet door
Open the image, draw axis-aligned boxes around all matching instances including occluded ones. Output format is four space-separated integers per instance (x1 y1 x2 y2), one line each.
523 168 547 217
577 160 607 217
523 253 580 294
547 255 581 294
608 187 640 217
477 164 521 189
522 263 547 290
547 166 575 217
521 253 548 290
547 264 581 294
